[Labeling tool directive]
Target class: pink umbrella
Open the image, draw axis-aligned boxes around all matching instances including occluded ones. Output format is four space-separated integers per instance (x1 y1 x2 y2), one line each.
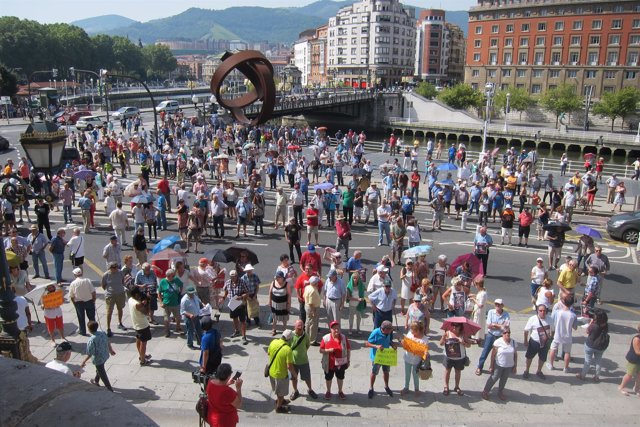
287 145 301 151
448 253 484 277
441 317 482 337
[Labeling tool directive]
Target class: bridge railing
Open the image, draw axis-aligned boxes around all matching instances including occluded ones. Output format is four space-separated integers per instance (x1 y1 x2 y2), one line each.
244 92 375 116
386 117 639 145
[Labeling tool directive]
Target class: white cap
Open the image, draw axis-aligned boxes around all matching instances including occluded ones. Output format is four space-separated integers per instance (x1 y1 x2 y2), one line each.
376 265 388 273
244 264 255 271
72 268 83 276
309 276 320 284
494 298 504 305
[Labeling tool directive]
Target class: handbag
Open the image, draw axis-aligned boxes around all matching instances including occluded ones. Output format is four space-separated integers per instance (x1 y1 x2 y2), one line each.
264 343 286 377
195 394 208 419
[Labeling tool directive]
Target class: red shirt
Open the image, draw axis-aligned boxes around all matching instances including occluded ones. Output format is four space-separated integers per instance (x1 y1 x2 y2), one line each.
595 161 604 172
411 172 420 188
294 272 324 302
157 179 170 194
300 251 322 275
518 211 534 227
320 333 350 370
336 221 351 240
206 382 238 427
306 208 319 226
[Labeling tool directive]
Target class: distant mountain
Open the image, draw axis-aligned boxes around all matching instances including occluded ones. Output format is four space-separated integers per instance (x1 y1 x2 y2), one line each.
71 14 138 33
294 0 353 19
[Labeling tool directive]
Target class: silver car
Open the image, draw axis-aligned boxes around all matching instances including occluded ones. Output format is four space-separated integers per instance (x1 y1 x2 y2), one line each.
112 106 140 120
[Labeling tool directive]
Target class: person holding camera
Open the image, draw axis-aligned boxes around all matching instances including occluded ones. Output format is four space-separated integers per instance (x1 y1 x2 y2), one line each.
128 287 152 366
206 363 243 427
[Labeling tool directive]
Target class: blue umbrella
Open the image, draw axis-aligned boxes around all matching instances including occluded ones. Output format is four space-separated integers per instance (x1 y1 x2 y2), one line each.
402 245 433 259
575 225 602 239
74 169 97 180
437 163 458 171
313 182 334 191
131 194 153 204
152 235 186 254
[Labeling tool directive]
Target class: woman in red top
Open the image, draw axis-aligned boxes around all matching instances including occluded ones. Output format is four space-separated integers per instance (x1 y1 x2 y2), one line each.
517 206 534 247
206 363 243 427
319 321 351 400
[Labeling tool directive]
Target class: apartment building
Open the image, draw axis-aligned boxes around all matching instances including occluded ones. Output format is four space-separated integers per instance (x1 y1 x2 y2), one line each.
465 0 640 98
327 0 416 88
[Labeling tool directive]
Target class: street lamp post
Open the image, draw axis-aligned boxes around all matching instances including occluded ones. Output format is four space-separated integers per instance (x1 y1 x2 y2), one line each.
482 82 495 155
503 92 511 132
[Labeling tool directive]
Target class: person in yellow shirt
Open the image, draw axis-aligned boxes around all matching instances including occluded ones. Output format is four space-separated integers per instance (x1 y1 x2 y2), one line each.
557 260 579 297
267 330 296 413
570 172 582 192
3 159 14 176
304 276 322 345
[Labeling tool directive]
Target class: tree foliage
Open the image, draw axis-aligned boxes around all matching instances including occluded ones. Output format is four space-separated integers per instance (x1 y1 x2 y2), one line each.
493 86 536 119
0 17 177 82
539 84 583 128
437 84 484 110
0 64 19 97
592 87 640 132
414 82 437 99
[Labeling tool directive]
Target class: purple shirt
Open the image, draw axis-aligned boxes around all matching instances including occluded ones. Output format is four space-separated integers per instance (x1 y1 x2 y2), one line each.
59 188 74 205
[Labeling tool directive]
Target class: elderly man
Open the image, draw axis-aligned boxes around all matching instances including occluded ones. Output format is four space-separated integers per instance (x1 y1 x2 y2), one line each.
289 319 318 400
240 264 261 327
28 224 50 279
109 202 129 246
300 244 322 276
34 197 52 239
77 190 93 234
180 286 203 350
210 194 227 238
101 261 127 337
365 182 381 224
49 228 67 285
547 295 578 373
46 341 81 377
304 276 322 345
476 298 510 376
474 226 494 275
102 235 122 269
345 250 363 279
585 246 610 304
158 268 183 337
557 259 579 297
365 320 397 398
335 214 351 258
66 227 86 269
368 280 397 329
267 329 297 414
376 199 392 246
69 267 96 336
223 270 250 345
324 270 346 329
367 265 391 293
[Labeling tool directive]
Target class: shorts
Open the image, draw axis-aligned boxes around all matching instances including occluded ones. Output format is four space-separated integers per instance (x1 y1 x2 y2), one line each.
548 246 562 260
237 216 247 225
525 339 549 362
105 292 126 311
3 213 15 222
444 201 451 209
230 304 247 322
269 376 290 397
163 305 180 322
294 363 311 382
518 225 530 238
455 203 468 211
307 225 318 235
72 256 84 267
432 211 444 221
371 362 390 375
443 357 466 371
550 340 572 354
391 240 403 252
45 316 63 333
136 326 152 342
187 229 201 240
626 362 640 376
325 365 347 381
148 294 158 311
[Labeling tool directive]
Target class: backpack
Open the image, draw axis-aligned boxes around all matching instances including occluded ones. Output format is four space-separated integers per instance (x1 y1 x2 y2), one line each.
590 324 610 351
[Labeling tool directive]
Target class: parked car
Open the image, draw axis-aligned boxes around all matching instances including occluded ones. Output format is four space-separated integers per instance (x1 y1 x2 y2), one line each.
57 111 92 126
607 210 640 244
155 100 180 114
0 135 10 151
75 116 105 131
111 106 140 120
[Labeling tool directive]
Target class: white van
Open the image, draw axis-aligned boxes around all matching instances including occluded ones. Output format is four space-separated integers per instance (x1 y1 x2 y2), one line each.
155 100 180 113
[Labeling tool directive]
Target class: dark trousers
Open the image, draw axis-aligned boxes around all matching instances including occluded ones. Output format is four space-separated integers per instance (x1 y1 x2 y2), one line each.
373 309 393 329
213 215 224 237
293 205 303 225
476 252 489 275
74 300 96 335
38 219 52 239
298 299 306 324
94 363 113 391
254 216 264 234
343 206 353 224
289 242 302 263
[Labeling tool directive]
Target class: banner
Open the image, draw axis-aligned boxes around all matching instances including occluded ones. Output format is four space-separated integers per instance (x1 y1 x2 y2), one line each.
373 347 397 366
42 290 64 309
401 336 429 358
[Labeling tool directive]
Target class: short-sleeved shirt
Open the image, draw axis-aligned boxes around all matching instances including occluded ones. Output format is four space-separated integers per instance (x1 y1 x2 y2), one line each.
267 339 293 379
206 382 238 427
101 270 125 297
291 332 310 365
158 278 183 306
557 269 578 290
86 331 110 366
493 337 516 368
303 285 321 307
320 333 351 370
367 327 393 361
524 315 551 345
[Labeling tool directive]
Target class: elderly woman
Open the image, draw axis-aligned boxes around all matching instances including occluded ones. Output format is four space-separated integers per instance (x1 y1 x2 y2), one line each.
268 271 291 336
469 275 487 345
320 321 351 400
440 322 471 396
401 320 429 395
10 265 32 296
346 270 365 336
405 292 429 333
482 326 517 401
442 276 467 318
399 259 417 315
523 305 551 380
431 254 449 312
206 363 243 427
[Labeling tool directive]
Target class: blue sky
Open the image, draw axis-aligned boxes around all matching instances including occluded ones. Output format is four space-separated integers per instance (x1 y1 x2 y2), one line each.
2 0 477 23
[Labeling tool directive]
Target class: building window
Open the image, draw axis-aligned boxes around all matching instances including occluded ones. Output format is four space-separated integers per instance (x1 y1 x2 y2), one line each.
473 53 481 61
613 5 624 12
520 37 529 47
607 52 619 64
487 69 496 78
535 52 544 64
603 86 615 93
571 36 581 45
517 69 526 78
505 38 513 47
633 19 640 29
553 36 563 46
489 52 497 64
609 35 621 45
536 36 545 46
474 39 481 48
585 70 597 78
631 35 640 45
538 22 547 31
472 69 480 77
626 71 637 79
604 71 617 79
504 52 513 64
475 26 482 34
519 52 528 64
555 21 564 31
550 70 560 78
569 52 580 63
573 21 583 30
490 38 498 47
506 24 514 33
533 69 543 78
502 69 512 77
592 20 602 30
590 35 601 45
594 6 604 13
628 52 639 65
521 23 530 32
611 19 622 30
492 25 499 33
588 52 599 64
552 52 561 63
531 84 542 94
567 70 578 78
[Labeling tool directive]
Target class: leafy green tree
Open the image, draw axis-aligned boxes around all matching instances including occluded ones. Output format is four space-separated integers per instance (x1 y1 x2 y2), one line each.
112 36 144 75
493 86 535 120
437 84 484 110
142 44 177 79
539 84 583 128
592 87 640 132
0 65 18 98
414 82 437 99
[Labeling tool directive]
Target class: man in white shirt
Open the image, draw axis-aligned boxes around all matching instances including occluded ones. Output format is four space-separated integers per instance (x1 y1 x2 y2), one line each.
547 295 577 373
210 194 227 238
45 341 81 377
69 267 97 336
367 266 391 293
109 202 130 246
108 179 123 204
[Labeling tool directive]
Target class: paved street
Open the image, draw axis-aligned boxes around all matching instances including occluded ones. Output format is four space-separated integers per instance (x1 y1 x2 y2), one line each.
1 118 640 425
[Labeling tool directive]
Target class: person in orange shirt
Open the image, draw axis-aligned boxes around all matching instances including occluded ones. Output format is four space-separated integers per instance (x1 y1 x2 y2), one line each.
3 159 14 175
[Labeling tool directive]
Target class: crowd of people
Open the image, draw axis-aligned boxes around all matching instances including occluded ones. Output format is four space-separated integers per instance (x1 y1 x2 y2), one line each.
1 108 639 425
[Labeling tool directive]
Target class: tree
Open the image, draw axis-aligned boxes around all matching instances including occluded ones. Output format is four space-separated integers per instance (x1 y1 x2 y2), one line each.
414 82 437 99
539 84 583 128
142 44 177 79
493 86 535 120
0 64 18 98
592 87 640 132
437 84 484 110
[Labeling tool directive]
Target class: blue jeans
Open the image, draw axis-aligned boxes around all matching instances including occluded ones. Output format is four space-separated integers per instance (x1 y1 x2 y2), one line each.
53 253 64 283
183 315 202 347
31 251 49 277
378 221 391 245
468 200 479 215
581 344 604 378
63 204 73 223
157 210 167 230
478 333 499 370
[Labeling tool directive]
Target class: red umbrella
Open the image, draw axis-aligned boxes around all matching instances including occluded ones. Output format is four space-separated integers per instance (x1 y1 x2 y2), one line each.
448 253 484 277
441 316 481 337
150 248 185 262
287 145 301 151
583 153 596 160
